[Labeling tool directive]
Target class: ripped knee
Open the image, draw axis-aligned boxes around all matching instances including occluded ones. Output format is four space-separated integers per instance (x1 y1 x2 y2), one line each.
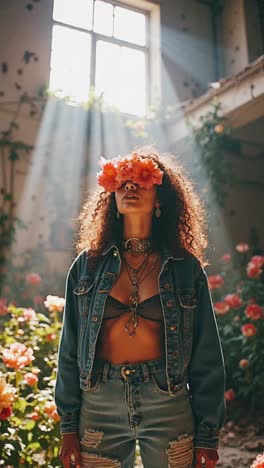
80 428 121 467
166 433 194 468
81 452 121 467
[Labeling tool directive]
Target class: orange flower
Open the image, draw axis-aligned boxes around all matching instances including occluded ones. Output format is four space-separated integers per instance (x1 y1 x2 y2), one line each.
250 453 264 468
214 124 225 134
207 275 224 290
97 158 119 192
214 301 230 315
2 343 35 369
24 372 39 386
224 293 243 309
0 376 16 411
44 295 65 312
51 409 60 422
97 153 163 192
132 156 163 189
241 323 257 337
245 304 263 320
43 401 56 415
236 243 249 253
27 410 40 421
224 389 235 401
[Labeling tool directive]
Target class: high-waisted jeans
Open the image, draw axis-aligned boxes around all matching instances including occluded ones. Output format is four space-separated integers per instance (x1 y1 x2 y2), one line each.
78 357 195 468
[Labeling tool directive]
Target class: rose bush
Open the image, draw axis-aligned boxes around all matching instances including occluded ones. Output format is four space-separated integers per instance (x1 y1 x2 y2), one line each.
209 243 264 414
0 295 65 467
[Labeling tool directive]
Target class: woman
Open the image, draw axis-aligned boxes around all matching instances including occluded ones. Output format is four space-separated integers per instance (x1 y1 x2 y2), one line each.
55 149 226 468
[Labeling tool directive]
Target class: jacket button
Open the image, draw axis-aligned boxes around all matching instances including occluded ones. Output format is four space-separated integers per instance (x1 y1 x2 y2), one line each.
92 315 98 322
166 299 173 307
164 282 170 289
172 351 178 358
170 324 177 331
171 384 179 391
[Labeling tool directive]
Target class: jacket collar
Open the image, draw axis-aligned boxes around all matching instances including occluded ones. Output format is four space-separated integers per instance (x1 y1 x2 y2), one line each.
102 241 184 261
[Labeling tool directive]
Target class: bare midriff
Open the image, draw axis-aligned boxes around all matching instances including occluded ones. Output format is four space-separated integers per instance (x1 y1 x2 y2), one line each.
95 252 165 364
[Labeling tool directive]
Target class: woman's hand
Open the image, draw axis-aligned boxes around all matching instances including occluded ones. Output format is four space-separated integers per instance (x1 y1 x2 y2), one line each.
59 433 81 468
194 447 219 467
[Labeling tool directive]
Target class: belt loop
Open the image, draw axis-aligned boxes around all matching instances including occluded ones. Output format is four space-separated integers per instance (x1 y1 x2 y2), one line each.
102 362 110 383
141 363 150 382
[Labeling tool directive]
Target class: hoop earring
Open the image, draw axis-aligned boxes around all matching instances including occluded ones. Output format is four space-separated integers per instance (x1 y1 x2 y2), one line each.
117 211 120 219
155 204 161 218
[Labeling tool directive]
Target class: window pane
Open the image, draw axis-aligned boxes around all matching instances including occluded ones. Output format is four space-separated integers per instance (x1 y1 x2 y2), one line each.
95 41 146 115
93 1 113 36
49 25 91 102
53 0 93 30
114 7 146 46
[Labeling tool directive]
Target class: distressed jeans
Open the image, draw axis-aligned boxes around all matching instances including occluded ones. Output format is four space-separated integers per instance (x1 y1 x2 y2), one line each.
78 357 195 468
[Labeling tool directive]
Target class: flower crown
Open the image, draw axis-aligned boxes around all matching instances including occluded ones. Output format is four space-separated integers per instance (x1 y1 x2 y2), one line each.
97 152 164 192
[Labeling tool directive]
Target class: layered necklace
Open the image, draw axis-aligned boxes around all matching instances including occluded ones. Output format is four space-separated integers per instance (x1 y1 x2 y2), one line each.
121 237 158 336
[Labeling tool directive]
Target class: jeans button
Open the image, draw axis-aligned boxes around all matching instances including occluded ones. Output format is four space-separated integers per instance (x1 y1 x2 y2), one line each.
92 315 98 322
172 351 178 358
166 299 173 307
170 324 177 331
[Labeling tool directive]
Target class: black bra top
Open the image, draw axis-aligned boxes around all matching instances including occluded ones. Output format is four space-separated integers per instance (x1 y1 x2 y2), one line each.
103 294 163 322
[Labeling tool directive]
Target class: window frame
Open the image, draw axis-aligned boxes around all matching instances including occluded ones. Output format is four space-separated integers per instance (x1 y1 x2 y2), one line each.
51 0 161 115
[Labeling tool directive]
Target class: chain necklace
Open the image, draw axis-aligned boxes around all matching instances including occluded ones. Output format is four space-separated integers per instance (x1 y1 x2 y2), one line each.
122 253 159 336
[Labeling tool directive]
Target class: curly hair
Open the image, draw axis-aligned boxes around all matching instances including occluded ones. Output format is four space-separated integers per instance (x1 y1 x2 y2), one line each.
75 147 209 267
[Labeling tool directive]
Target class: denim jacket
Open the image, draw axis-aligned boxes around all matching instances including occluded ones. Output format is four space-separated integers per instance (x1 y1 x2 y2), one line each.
54 243 226 449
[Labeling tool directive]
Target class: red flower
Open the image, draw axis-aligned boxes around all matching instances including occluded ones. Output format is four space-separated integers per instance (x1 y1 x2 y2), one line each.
25 272 41 285
0 406 12 420
239 359 249 368
207 275 224 290
97 158 119 192
220 253 231 263
214 301 230 315
241 323 257 337
247 262 262 279
224 389 235 401
250 255 264 268
245 304 263 320
224 293 243 309
24 372 39 386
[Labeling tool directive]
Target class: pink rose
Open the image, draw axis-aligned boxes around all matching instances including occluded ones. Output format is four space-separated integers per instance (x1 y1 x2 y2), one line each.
239 359 249 368
24 372 39 386
23 308 36 321
207 275 224 290
220 253 231 263
25 273 41 285
247 262 262 279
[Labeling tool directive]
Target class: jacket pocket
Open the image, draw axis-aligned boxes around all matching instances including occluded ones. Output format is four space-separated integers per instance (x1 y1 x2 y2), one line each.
73 275 95 318
176 290 197 368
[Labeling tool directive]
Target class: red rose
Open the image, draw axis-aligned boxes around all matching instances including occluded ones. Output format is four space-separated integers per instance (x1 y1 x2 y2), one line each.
225 293 243 309
214 301 230 315
245 304 263 320
225 389 235 401
0 406 12 420
247 262 262 279
241 323 257 337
